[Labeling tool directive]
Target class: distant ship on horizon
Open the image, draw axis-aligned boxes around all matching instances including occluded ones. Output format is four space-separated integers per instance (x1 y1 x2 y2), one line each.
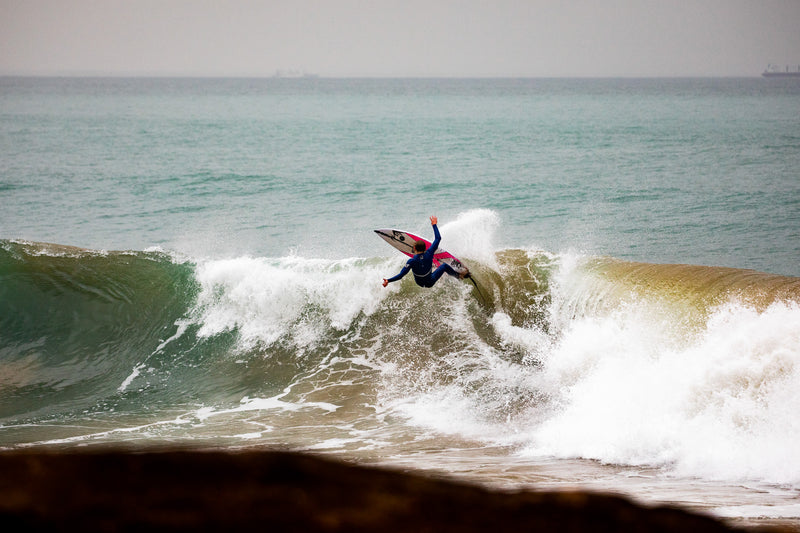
762 64 800 77
273 69 319 79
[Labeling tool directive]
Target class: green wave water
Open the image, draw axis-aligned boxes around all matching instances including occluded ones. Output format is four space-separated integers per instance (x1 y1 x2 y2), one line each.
0 241 196 421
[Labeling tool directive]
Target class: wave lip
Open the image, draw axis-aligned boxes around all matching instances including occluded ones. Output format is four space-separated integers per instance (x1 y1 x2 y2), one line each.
588 258 800 308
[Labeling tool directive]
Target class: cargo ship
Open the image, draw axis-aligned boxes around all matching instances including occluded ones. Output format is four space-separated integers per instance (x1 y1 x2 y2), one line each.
762 64 800 77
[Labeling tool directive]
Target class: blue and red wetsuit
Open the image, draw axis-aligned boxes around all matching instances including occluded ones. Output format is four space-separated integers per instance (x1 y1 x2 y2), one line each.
385 223 458 288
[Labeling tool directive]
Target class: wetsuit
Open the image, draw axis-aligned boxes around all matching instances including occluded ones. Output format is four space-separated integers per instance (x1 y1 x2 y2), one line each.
385 223 458 288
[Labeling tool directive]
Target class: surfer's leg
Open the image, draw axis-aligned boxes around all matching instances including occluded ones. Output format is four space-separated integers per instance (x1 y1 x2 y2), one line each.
429 263 458 285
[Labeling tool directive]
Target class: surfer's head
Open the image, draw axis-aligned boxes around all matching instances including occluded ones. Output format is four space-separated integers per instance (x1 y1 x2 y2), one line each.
413 240 426 254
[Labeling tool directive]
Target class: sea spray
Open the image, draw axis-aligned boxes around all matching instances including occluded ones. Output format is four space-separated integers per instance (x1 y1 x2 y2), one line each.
437 209 503 269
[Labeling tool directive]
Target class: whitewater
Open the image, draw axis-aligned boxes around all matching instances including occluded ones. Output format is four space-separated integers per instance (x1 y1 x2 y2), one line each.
1 76 800 526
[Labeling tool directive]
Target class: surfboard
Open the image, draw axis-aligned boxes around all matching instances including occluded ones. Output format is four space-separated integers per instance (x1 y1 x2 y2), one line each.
374 228 468 276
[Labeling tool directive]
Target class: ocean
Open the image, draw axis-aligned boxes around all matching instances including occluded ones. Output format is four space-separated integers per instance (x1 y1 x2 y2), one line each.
1 76 799 527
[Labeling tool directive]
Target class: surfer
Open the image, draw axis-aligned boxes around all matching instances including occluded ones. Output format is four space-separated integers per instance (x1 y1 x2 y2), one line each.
382 216 467 288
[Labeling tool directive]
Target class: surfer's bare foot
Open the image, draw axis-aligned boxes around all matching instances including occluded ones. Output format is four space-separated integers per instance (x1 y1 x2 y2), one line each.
460 269 470 279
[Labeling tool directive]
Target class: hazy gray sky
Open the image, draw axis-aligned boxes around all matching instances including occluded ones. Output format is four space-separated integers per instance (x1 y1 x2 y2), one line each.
1 0 799 77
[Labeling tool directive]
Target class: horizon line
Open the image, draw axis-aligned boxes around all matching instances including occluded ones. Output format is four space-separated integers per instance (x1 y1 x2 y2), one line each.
0 73 772 80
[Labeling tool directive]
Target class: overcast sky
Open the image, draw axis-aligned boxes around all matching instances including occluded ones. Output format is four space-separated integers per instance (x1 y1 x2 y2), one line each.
1 0 799 77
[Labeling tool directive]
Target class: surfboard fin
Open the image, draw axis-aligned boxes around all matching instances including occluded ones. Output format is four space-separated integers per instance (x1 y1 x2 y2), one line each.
465 273 489 307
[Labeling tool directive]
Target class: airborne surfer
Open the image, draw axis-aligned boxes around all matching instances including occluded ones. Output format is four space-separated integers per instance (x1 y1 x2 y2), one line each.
382 216 468 288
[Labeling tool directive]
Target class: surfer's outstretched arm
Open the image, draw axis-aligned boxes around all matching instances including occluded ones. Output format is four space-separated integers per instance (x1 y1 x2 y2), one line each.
382 262 412 287
428 216 441 255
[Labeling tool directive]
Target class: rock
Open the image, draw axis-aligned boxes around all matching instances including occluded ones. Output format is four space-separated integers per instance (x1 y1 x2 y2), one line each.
0 449 764 532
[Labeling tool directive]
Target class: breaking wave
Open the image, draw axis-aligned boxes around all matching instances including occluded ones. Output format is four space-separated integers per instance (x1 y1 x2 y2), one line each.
1 223 799 487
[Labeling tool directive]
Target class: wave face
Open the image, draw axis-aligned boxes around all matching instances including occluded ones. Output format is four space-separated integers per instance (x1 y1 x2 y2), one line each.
0 241 197 421
1 233 799 488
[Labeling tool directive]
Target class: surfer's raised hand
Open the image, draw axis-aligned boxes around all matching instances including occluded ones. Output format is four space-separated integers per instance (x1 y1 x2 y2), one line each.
382 278 388 287
430 216 438 226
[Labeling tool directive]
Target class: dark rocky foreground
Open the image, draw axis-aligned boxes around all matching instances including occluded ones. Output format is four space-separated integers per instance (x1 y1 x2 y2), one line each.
0 449 780 532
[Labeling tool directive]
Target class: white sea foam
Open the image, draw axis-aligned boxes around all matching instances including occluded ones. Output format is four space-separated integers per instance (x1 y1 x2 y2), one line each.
190 255 390 351
192 395 339 422
522 295 800 487
117 363 145 393
714 503 800 519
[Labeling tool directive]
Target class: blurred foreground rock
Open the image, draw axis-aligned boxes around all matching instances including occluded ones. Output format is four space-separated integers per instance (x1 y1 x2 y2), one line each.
0 450 769 532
